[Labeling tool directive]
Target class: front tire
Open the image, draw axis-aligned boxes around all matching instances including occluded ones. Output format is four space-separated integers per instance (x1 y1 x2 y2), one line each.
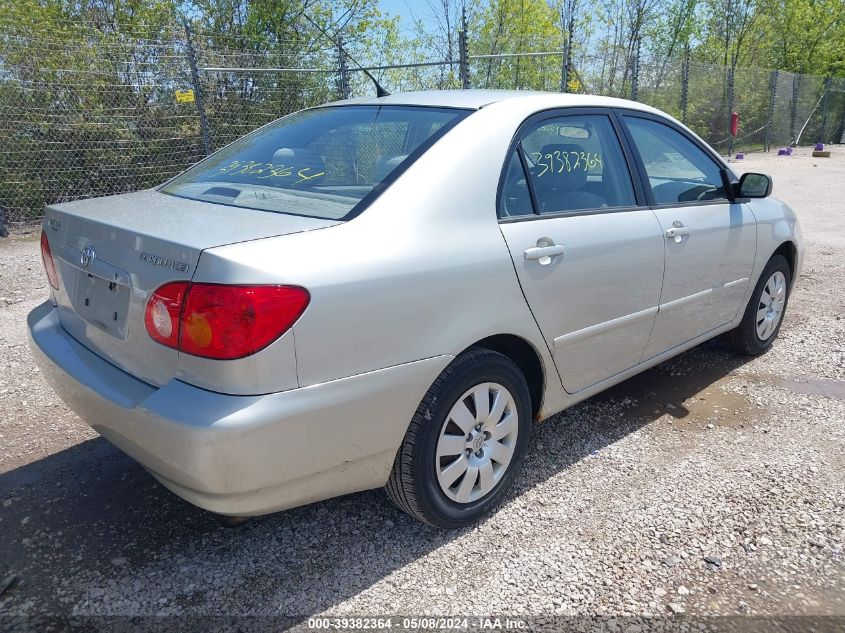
727 253 791 356
386 348 532 528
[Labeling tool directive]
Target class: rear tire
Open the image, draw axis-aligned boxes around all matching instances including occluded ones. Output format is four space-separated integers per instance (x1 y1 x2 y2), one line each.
385 348 532 529
727 253 791 356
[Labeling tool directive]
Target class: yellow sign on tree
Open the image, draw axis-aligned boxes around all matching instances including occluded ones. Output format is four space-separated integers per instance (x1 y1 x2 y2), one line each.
175 89 195 104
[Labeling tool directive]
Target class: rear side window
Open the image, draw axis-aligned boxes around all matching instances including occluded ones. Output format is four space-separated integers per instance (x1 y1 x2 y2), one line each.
499 152 534 217
623 116 728 204
161 106 469 220
518 114 636 214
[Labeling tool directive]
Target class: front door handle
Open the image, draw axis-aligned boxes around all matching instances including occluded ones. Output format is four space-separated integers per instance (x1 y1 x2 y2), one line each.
524 243 565 263
665 224 691 242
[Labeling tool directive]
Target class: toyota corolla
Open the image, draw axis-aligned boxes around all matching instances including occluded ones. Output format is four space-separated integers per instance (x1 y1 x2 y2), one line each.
29 90 803 528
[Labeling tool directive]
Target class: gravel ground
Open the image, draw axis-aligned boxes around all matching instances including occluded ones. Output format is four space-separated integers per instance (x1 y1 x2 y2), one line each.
0 146 843 629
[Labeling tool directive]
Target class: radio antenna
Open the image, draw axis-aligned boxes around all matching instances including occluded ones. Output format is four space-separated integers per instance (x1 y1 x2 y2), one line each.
302 13 390 98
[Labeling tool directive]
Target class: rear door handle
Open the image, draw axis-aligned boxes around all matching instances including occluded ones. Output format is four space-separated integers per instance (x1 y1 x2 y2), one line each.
665 225 691 242
524 244 565 262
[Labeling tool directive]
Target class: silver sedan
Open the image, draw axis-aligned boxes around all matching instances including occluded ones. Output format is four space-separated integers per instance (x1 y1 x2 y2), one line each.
29 90 804 528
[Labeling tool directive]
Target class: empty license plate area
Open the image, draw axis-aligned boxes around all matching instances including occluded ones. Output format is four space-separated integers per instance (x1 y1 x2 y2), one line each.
59 246 132 340
73 271 131 339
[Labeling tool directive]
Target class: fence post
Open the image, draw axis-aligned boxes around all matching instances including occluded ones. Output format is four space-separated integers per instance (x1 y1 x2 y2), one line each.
679 46 689 124
560 5 571 93
819 75 832 143
790 73 800 146
726 66 735 157
183 19 212 157
458 8 470 89
630 36 640 101
765 69 778 152
561 40 569 93
336 35 351 99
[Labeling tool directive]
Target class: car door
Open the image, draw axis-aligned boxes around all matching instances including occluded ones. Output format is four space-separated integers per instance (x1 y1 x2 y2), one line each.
620 114 757 361
498 110 665 394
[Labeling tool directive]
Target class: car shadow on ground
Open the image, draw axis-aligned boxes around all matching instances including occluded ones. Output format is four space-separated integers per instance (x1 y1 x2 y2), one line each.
0 338 753 621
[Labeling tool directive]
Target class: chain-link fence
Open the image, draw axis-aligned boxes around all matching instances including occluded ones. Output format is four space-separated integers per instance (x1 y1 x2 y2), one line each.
0 17 336 231
2 17 844 231
0 19 202 232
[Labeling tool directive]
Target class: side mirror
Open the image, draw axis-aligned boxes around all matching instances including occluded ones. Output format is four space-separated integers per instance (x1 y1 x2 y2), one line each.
735 172 773 199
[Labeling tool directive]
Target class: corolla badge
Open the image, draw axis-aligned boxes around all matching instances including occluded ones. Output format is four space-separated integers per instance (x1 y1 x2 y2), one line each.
138 251 189 273
80 245 96 269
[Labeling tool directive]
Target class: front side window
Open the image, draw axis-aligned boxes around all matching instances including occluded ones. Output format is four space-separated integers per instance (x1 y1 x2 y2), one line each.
518 114 636 214
161 105 469 220
623 116 728 204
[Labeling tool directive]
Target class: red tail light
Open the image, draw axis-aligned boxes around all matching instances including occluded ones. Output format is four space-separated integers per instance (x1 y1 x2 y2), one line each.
144 281 188 349
144 283 309 360
40 230 59 289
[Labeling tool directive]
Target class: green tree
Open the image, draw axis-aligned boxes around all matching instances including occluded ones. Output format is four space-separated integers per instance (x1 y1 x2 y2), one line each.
472 0 561 90
757 0 845 75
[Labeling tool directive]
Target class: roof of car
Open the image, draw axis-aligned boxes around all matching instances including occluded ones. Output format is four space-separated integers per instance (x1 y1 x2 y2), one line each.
324 89 661 113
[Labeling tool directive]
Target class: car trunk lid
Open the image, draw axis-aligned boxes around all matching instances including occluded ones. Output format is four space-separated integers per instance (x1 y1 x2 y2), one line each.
43 188 339 387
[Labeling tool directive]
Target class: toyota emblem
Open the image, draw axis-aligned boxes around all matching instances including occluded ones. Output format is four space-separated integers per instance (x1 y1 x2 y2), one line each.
80 245 96 269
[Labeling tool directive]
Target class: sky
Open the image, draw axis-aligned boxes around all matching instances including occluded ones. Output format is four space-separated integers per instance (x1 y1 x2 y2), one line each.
377 0 430 35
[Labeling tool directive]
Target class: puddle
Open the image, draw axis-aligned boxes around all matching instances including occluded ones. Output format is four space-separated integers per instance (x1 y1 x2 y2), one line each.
772 377 845 400
593 355 758 430
581 348 844 433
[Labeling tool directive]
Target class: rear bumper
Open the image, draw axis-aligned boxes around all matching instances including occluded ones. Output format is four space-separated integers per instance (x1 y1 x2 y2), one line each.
28 301 450 515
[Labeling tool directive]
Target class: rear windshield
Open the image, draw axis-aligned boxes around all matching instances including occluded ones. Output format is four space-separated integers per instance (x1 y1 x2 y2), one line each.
161 105 470 220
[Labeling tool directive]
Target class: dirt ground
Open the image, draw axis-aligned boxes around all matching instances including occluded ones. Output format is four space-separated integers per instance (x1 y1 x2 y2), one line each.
0 146 843 628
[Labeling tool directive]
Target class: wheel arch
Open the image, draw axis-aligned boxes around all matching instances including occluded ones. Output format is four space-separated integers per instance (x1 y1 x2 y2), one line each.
463 334 545 420
772 240 798 285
